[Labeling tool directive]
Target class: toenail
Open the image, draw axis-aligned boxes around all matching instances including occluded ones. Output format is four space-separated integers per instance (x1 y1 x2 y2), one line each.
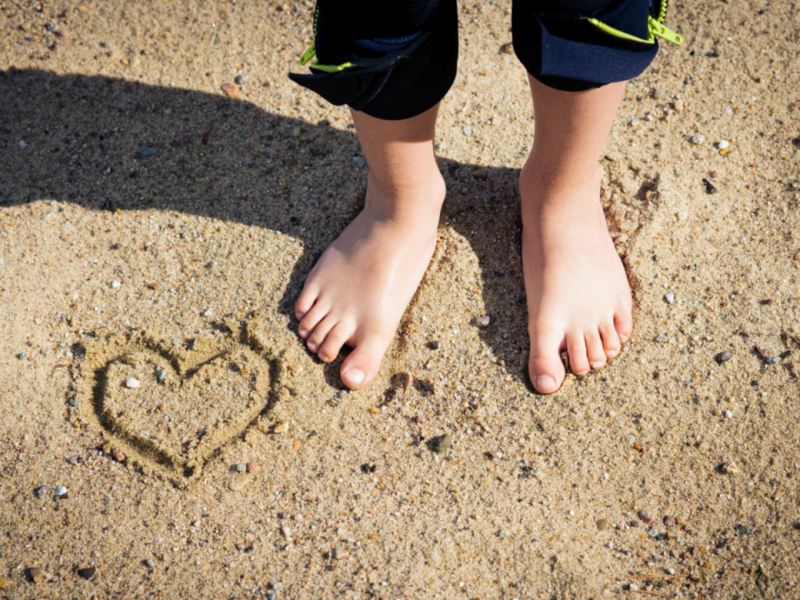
606 349 618 357
298 329 308 338
590 361 606 369
307 342 318 352
345 368 365 386
535 374 556 392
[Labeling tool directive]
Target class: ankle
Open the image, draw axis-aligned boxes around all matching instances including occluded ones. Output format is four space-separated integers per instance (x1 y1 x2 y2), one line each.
364 168 446 222
519 157 602 218
520 154 601 195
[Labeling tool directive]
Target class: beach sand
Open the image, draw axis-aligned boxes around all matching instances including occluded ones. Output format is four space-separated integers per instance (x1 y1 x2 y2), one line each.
1 0 798 597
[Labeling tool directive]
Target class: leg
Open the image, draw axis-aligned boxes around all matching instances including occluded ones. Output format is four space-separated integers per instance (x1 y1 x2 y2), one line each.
521 77 633 393
295 104 445 389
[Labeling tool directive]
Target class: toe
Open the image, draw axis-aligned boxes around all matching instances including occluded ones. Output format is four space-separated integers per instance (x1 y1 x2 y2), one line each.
567 331 591 375
340 326 393 390
306 314 337 353
297 299 330 339
528 324 566 394
585 329 607 369
294 282 320 320
318 322 354 363
614 309 633 343
599 320 621 359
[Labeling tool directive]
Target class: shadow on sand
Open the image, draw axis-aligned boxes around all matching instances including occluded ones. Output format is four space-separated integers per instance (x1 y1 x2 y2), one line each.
0 68 530 387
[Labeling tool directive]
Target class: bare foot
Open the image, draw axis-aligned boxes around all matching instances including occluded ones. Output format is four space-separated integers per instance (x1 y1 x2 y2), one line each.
521 161 633 394
294 172 445 389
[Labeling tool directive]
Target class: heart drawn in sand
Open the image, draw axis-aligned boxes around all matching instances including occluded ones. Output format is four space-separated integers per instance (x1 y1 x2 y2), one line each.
71 320 284 484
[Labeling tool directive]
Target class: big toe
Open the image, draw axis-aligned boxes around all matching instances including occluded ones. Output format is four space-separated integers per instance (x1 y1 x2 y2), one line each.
340 328 393 390
529 357 566 394
528 325 566 394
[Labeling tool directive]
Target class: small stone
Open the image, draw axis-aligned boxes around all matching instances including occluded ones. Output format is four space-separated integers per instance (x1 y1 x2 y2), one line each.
654 333 668 343
665 566 676 575
76 566 96 580
638 510 654 524
352 156 366 168
718 461 738 475
663 515 676 527
272 421 289 434
221 83 240 99
234 74 246 85
689 134 704 145
752 345 777 365
135 146 156 158
266 593 276 600
596 518 610 530
234 461 247 473
716 139 730 150
111 279 121 288
475 314 491 327
228 473 250 491
0 576 8 589
125 377 141 389
426 340 439 350
663 290 675 304
155 369 167 383
68 397 77 407
714 351 732 364
672 99 684 112
27 567 45 584
499 42 513 54
18 139 28 149
627 118 640 128
677 210 689 221
112 449 126 462
462 125 472 136
702 178 717 194
427 433 451 455
628 582 640 592
142 559 154 569
723 409 733 418
280 525 292 539
202 308 213 318
54 485 68 498
368 406 380 415
33 485 47 498
66 455 80 465
16 351 27 360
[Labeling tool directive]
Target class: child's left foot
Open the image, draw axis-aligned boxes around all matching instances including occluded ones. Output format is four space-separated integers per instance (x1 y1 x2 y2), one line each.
521 161 633 394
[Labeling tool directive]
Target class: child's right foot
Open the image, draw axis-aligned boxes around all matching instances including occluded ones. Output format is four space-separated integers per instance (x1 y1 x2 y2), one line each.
294 170 445 390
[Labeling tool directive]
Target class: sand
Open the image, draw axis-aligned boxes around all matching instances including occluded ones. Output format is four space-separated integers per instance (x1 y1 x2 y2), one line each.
1 0 798 597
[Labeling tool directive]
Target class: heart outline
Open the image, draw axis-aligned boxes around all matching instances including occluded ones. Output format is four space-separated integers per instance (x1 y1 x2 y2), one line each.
70 318 287 486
